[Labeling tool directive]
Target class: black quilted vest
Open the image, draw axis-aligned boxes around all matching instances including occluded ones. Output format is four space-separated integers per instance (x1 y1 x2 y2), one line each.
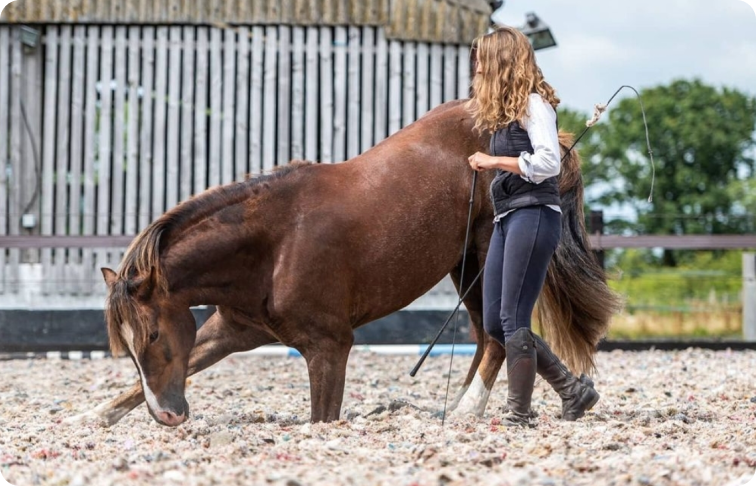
489 121 560 217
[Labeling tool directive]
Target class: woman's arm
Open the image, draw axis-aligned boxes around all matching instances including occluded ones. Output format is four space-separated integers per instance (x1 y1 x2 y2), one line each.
518 93 560 183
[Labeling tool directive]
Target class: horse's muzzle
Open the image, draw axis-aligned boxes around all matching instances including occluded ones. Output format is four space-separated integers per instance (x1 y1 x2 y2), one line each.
155 409 186 426
150 395 189 427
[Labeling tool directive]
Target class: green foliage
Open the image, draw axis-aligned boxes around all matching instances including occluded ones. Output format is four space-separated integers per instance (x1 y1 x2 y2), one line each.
727 177 756 229
607 249 743 306
604 249 743 339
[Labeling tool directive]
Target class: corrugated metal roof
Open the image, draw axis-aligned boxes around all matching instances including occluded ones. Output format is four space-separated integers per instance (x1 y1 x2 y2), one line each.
0 0 491 43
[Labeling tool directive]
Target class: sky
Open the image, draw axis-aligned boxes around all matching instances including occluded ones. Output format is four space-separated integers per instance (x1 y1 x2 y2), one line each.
493 0 756 113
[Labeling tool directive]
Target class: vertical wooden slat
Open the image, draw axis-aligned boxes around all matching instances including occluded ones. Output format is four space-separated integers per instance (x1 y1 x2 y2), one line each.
360 26 375 153
54 26 72 295
8 27 21 291
443 44 456 102
20 25 43 267
81 26 99 295
137 26 154 231
151 26 167 219
208 27 222 186
276 26 291 166
165 26 181 208
111 26 126 238
332 26 346 162
96 26 113 276
373 27 388 144
402 41 415 128
40 26 59 295
248 26 263 174
108 25 127 284
346 25 360 159
429 43 443 109
416 42 429 118
262 26 277 171
180 26 195 200
387 40 401 136
303 26 318 162
0 27 9 292
69 26 86 293
234 26 250 180
319 26 333 163
290 26 305 162
221 27 236 182
457 45 469 99
125 26 141 235
194 26 208 193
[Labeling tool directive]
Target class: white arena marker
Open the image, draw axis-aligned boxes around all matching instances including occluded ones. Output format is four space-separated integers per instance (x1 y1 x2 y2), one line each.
234 344 477 357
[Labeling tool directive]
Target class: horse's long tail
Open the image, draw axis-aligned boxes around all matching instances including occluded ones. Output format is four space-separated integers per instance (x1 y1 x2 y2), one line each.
537 131 623 374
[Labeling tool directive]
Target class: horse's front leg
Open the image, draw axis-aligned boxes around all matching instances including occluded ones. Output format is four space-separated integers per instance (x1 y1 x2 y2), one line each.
298 328 354 423
65 310 276 427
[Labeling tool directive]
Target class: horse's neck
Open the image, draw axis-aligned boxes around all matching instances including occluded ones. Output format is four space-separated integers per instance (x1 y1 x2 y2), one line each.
159 198 267 306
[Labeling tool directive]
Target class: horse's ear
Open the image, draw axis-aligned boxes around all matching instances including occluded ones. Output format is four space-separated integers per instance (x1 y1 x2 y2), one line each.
129 266 157 300
101 268 118 287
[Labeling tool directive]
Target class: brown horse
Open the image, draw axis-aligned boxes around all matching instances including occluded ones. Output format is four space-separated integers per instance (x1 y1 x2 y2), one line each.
69 100 619 427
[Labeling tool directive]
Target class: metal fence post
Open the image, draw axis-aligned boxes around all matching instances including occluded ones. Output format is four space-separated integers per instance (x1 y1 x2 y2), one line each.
744 252 756 341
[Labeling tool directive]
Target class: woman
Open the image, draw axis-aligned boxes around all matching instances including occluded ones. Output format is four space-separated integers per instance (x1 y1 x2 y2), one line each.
467 27 599 426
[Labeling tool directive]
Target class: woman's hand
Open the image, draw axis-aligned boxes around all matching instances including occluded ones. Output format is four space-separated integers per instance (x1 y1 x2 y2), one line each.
468 152 497 172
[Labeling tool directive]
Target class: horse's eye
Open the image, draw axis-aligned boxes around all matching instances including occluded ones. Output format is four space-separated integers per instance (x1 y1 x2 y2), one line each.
149 330 159 343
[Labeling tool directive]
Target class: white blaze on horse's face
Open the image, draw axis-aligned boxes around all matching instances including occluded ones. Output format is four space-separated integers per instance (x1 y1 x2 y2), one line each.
113 293 197 427
120 323 163 415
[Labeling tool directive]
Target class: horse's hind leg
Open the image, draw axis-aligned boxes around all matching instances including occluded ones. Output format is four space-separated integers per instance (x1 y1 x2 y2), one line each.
446 252 507 418
65 309 277 427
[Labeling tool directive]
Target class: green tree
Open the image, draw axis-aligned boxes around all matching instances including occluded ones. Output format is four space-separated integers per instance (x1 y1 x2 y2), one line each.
584 79 756 264
726 177 756 233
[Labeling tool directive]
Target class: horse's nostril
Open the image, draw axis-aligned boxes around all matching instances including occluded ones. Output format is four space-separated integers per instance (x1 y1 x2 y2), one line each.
157 410 185 426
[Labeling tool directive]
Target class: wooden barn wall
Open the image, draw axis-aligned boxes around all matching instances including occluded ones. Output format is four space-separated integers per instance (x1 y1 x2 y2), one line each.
0 24 472 297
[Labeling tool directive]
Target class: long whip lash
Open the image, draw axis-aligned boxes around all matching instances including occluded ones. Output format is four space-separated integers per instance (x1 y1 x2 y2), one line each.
565 85 656 203
410 85 655 423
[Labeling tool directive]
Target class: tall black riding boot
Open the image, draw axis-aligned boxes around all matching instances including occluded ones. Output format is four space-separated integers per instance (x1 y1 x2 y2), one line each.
503 328 537 427
532 333 600 421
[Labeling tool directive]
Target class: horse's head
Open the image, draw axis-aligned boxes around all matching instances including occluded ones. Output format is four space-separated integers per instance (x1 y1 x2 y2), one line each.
101 266 197 426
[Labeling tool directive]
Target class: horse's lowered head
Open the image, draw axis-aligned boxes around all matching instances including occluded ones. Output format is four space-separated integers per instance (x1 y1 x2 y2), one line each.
101 266 197 426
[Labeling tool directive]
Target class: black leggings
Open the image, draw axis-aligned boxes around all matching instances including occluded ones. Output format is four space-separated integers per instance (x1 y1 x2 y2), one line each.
482 206 561 345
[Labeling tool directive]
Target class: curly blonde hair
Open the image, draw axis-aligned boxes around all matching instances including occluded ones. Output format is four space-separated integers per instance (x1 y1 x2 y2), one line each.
467 26 560 133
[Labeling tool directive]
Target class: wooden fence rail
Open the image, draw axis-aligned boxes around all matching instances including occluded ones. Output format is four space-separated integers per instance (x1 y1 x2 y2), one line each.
3 234 756 250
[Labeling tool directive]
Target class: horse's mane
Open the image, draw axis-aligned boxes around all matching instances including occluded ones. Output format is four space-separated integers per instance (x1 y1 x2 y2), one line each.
105 161 310 355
